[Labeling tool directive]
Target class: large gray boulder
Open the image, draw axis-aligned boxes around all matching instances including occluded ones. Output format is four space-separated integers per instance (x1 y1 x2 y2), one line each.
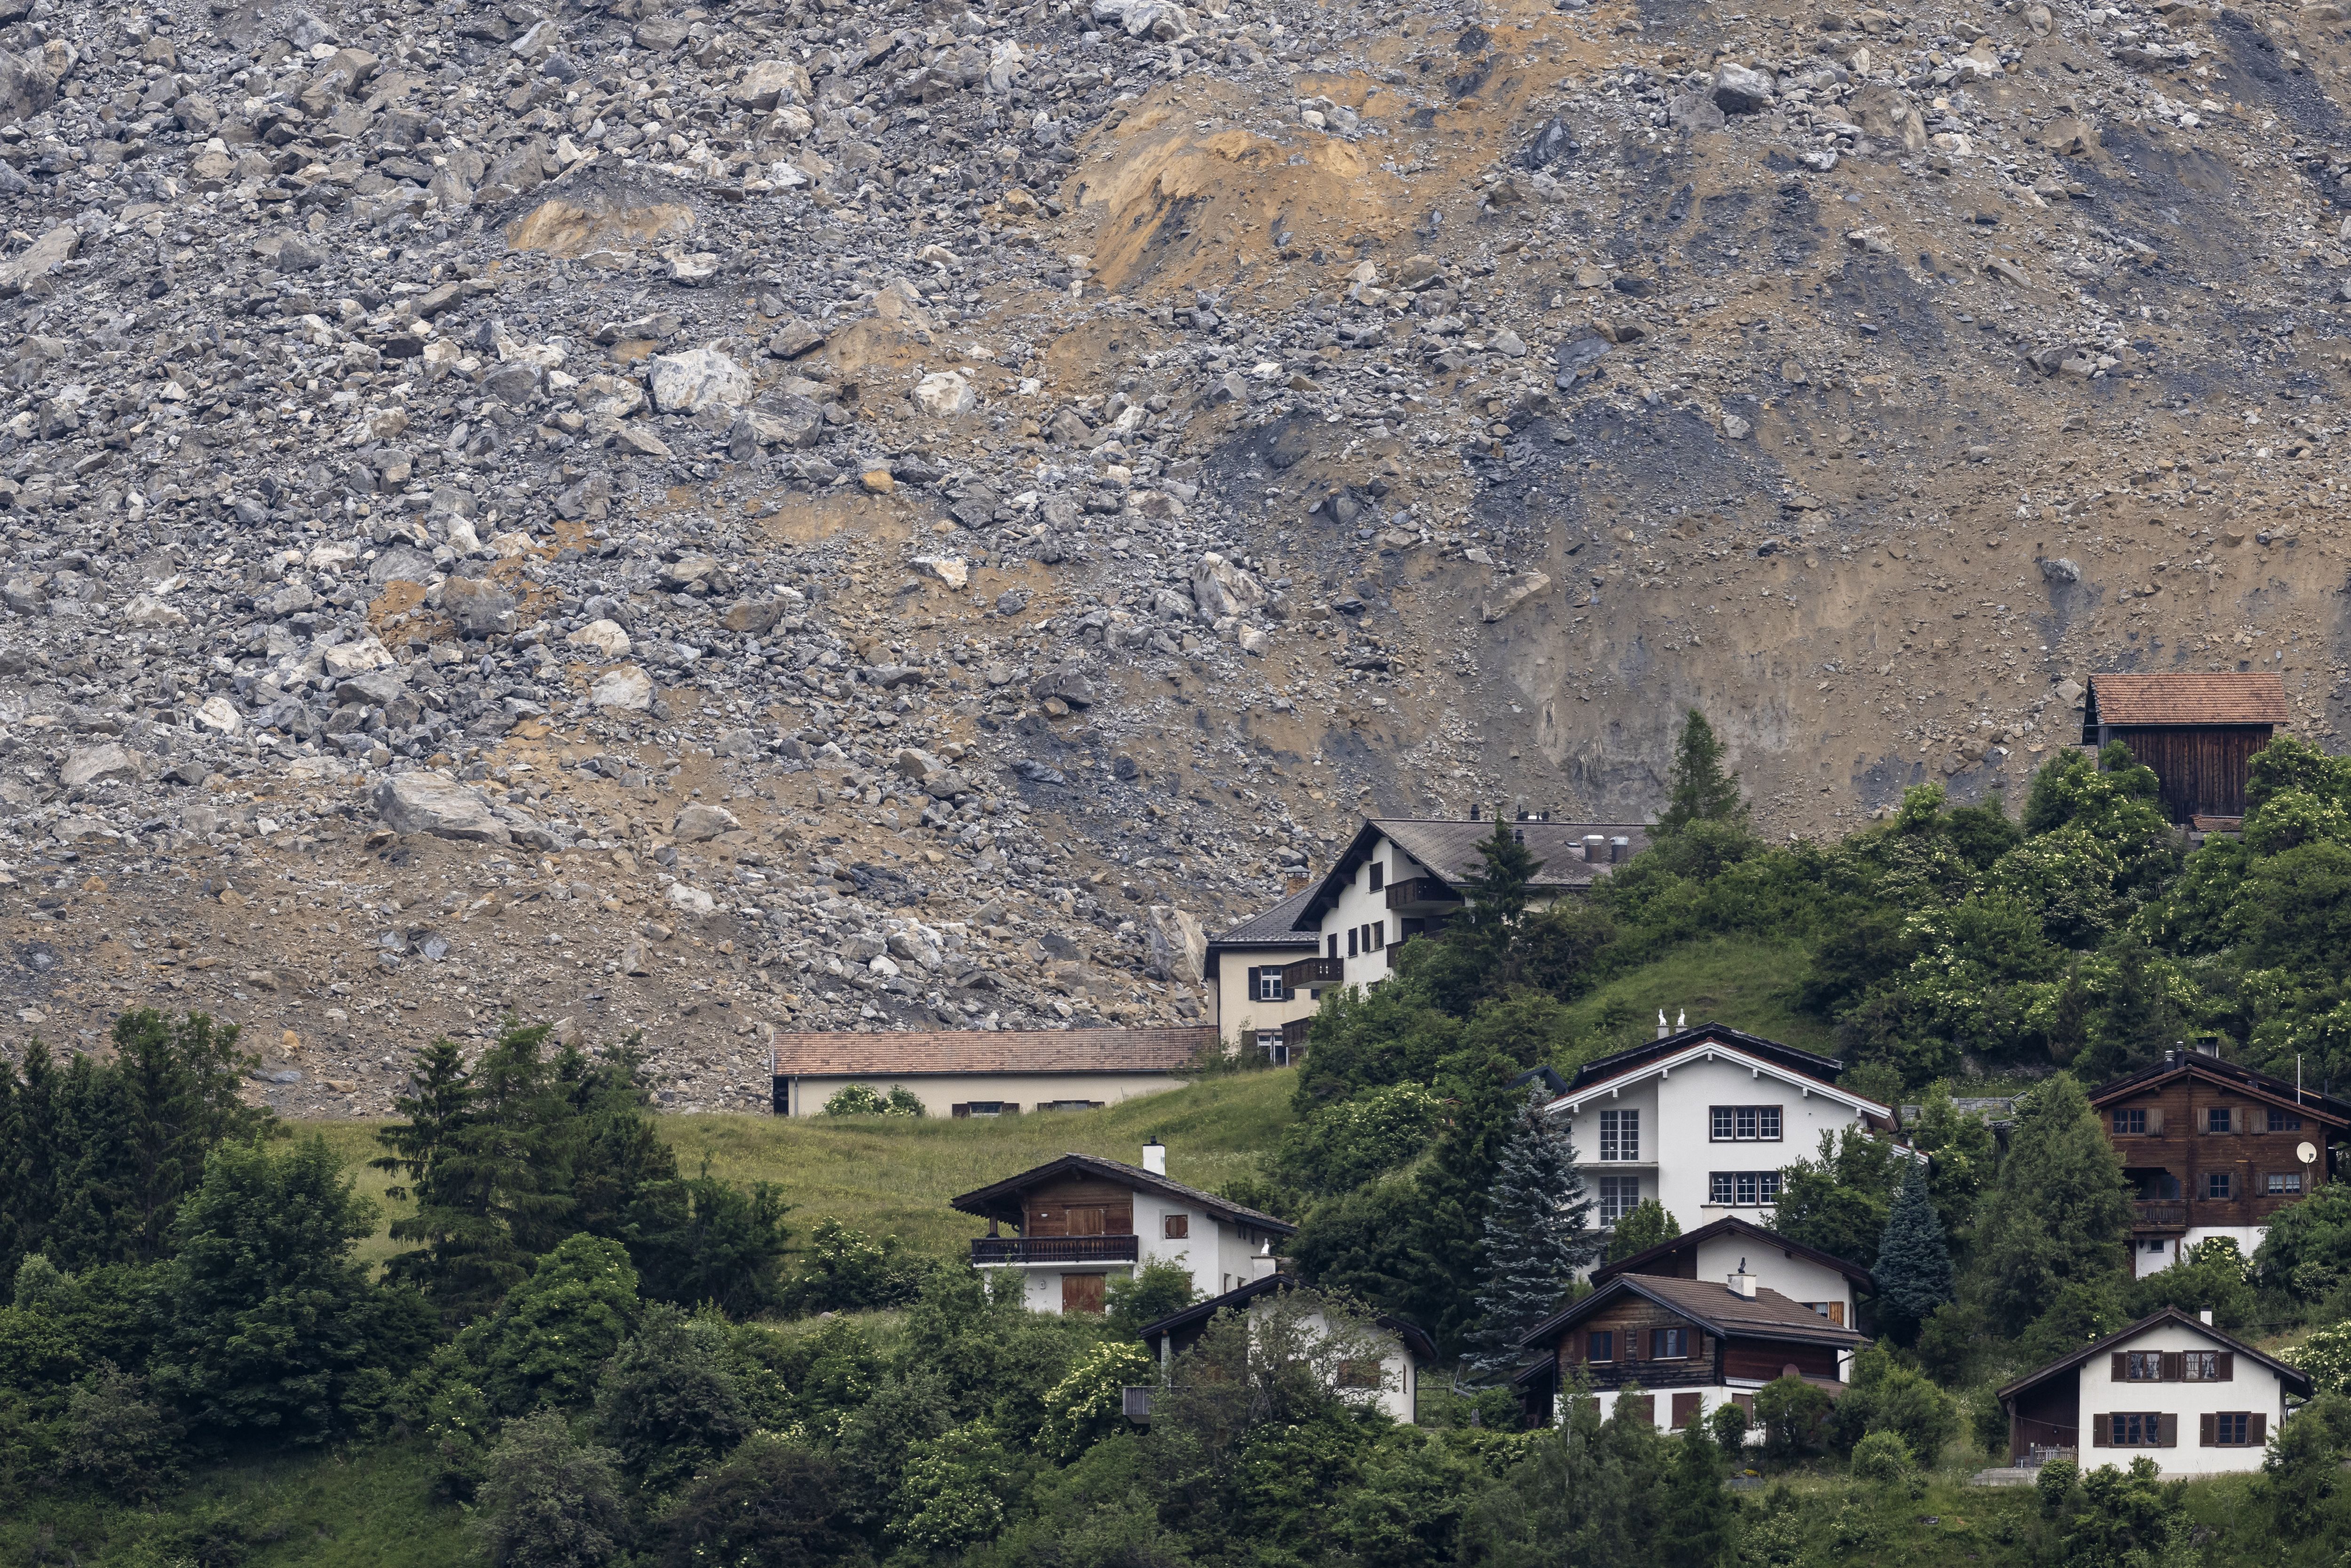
372 771 509 842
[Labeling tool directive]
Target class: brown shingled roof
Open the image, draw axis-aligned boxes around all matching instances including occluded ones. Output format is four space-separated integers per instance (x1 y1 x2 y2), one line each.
2088 672 2288 726
770 1026 1213 1077
1521 1272 1870 1351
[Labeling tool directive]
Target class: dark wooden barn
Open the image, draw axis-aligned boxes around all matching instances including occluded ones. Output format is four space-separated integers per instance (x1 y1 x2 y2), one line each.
2081 673 2288 824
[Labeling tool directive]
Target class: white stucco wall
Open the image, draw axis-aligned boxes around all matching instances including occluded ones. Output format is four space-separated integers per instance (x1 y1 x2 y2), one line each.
1589 1385 1767 1440
2134 1225 2268 1280
1685 1235 1855 1325
1321 839 1419 989
1555 1052 1887 1229
780 1071 1188 1118
2074 1326 2291 1475
1209 948 1320 1047
1002 1199 1283 1316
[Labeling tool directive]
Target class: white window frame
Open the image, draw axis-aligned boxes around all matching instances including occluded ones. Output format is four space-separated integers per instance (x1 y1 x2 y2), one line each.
1599 1109 1639 1162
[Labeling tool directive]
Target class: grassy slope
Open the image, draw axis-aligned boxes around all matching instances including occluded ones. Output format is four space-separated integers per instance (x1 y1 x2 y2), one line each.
1555 936 1837 1064
3 1441 471 1568
308 1067 1298 1267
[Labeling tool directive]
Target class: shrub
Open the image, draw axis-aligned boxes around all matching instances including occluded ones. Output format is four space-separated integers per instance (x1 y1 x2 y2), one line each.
54 1362 181 1499
1039 1341 1156 1460
821 1084 923 1117
475 1409 629 1568
466 1234 641 1415
2286 1320 2351 1397
1849 1429 1916 1486
658 1434 861 1568
1831 1344 1955 1465
1107 1259 1199 1340
781 1219 931 1316
593 1304 747 1496
1753 1376 1831 1461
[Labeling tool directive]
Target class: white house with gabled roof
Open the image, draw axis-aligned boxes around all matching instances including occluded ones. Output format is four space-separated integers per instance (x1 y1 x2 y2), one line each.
1544 1023 1915 1235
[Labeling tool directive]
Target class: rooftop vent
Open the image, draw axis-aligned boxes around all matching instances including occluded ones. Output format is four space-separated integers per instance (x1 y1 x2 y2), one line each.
1143 1140 1166 1176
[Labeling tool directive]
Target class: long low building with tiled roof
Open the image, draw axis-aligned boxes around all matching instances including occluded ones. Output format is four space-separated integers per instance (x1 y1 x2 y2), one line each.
768 1024 1213 1117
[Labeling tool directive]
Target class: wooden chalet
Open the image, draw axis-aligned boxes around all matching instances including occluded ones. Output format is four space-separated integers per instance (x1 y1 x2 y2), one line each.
2080 672 2287 823
1590 1215 1876 1330
1517 1267 1867 1431
2091 1047 2350 1276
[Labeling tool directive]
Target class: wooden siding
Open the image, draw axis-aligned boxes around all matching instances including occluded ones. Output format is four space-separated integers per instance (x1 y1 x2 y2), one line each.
2104 1079 2331 1231
2098 725 2273 822
1722 1341 1841 1382
1025 1178 1135 1237
2010 1377 2081 1462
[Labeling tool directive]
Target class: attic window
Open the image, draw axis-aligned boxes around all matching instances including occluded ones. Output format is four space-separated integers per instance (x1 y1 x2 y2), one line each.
1368 861 1385 893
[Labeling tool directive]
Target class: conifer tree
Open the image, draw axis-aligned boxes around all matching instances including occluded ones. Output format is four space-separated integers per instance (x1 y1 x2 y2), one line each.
1466 1088 1597 1380
1656 1412 1733 1566
1874 1158 1954 1345
1656 709 1749 833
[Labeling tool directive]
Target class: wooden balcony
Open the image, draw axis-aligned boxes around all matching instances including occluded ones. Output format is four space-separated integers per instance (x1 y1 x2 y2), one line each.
970 1235 1140 1266
1385 875 1464 911
2132 1200 2189 1231
1281 956 1344 990
1574 1361 1713 1392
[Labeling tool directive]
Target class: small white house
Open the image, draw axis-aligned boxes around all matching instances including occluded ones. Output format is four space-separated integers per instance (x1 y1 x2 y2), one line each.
1999 1308 2313 1473
1138 1272 1436 1426
1544 1023 1914 1235
950 1144 1296 1315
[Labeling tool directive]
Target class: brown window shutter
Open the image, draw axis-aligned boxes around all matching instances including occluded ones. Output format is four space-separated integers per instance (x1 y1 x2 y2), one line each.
2200 1413 2215 1447
2217 1351 2234 1382
2146 1106 2164 1134
2159 1413 2178 1447
2092 1415 2108 1447
2162 1351 2184 1382
1829 1302 1845 1327
2111 1352 2128 1382
2249 1413 2266 1444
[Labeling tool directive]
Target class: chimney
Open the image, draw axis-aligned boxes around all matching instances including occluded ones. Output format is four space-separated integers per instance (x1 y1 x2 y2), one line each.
1584 834 1606 862
1657 1010 1670 1040
1470 804 1481 820
1251 1242 1277 1281
1142 1140 1166 1176
2200 1308 2213 1326
1610 835 1631 863
1728 1261 1759 1300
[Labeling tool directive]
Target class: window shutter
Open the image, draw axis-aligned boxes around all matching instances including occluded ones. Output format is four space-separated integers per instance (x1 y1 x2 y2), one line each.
2091 1416 2108 1447
2162 1351 2183 1382
2159 1413 2178 1448
2200 1413 2215 1447
2249 1413 2266 1444
2146 1107 2164 1134
2217 1352 2233 1382
2111 1353 2128 1382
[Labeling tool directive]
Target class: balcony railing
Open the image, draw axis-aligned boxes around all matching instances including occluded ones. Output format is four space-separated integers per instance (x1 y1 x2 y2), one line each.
970 1235 1140 1266
2132 1200 2189 1229
1385 875 1464 911
1281 956 1345 990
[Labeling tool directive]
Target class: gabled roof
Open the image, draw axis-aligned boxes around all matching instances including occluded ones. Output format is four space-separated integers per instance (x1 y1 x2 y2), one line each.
949 1152 1298 1236
2086 672 2288 727
1996 1308 2314 1404
771 1026 1212 1077
1521 1273 1871 1351
2090 1050 2351 1128
1204 884 1322 977
1552 1025 1900 1133
1137 1271 1438 1364
1297 817 1650 926
1590 1215 1876 1292
1566 1024 1846 1093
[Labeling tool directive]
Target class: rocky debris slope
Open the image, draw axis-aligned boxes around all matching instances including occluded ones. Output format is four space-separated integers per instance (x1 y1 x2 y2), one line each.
1 0 2348 1109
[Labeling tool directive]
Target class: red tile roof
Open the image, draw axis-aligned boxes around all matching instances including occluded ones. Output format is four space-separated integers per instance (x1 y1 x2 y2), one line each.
770 1025 1213 1076
2089 672 2288 726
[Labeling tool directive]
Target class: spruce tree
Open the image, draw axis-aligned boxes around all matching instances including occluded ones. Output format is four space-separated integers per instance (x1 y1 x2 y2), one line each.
1466 1088 1597 1380
1657 709 1749 833
1874 1158 1954 1345
1461 807 1544 932
1968 1073 2133 1337
1656 1413 1733 1567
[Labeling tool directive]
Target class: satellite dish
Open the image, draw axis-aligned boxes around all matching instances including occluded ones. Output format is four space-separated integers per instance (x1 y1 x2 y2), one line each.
2297 1141 2319 1166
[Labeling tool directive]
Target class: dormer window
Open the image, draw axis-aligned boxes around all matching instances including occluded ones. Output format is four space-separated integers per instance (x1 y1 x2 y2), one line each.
1368 861 1385 893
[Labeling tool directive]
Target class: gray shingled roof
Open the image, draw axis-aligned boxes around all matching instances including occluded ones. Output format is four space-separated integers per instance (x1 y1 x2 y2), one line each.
1376 819 1651 886
1207 884 1321 950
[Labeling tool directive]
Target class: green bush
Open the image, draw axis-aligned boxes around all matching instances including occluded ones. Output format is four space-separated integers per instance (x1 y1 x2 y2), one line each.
475 1409 628 1568
592 1304 746 1496
1753 1376 1831 1461
54 1361 180 1499
1831 1343 1955 1465
821 1083 923 1117
1848 1428 1916 1486
780 1219 931 1316
656 1433 863 1568
465 1234 640 1416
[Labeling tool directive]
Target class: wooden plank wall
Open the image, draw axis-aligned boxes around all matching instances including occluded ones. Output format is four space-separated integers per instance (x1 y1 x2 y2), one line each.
2104 725 2272 821
2105 1075 2333 1229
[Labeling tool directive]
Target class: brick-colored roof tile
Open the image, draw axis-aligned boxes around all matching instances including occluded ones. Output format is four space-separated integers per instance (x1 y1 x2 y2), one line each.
2089 672 2288 726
